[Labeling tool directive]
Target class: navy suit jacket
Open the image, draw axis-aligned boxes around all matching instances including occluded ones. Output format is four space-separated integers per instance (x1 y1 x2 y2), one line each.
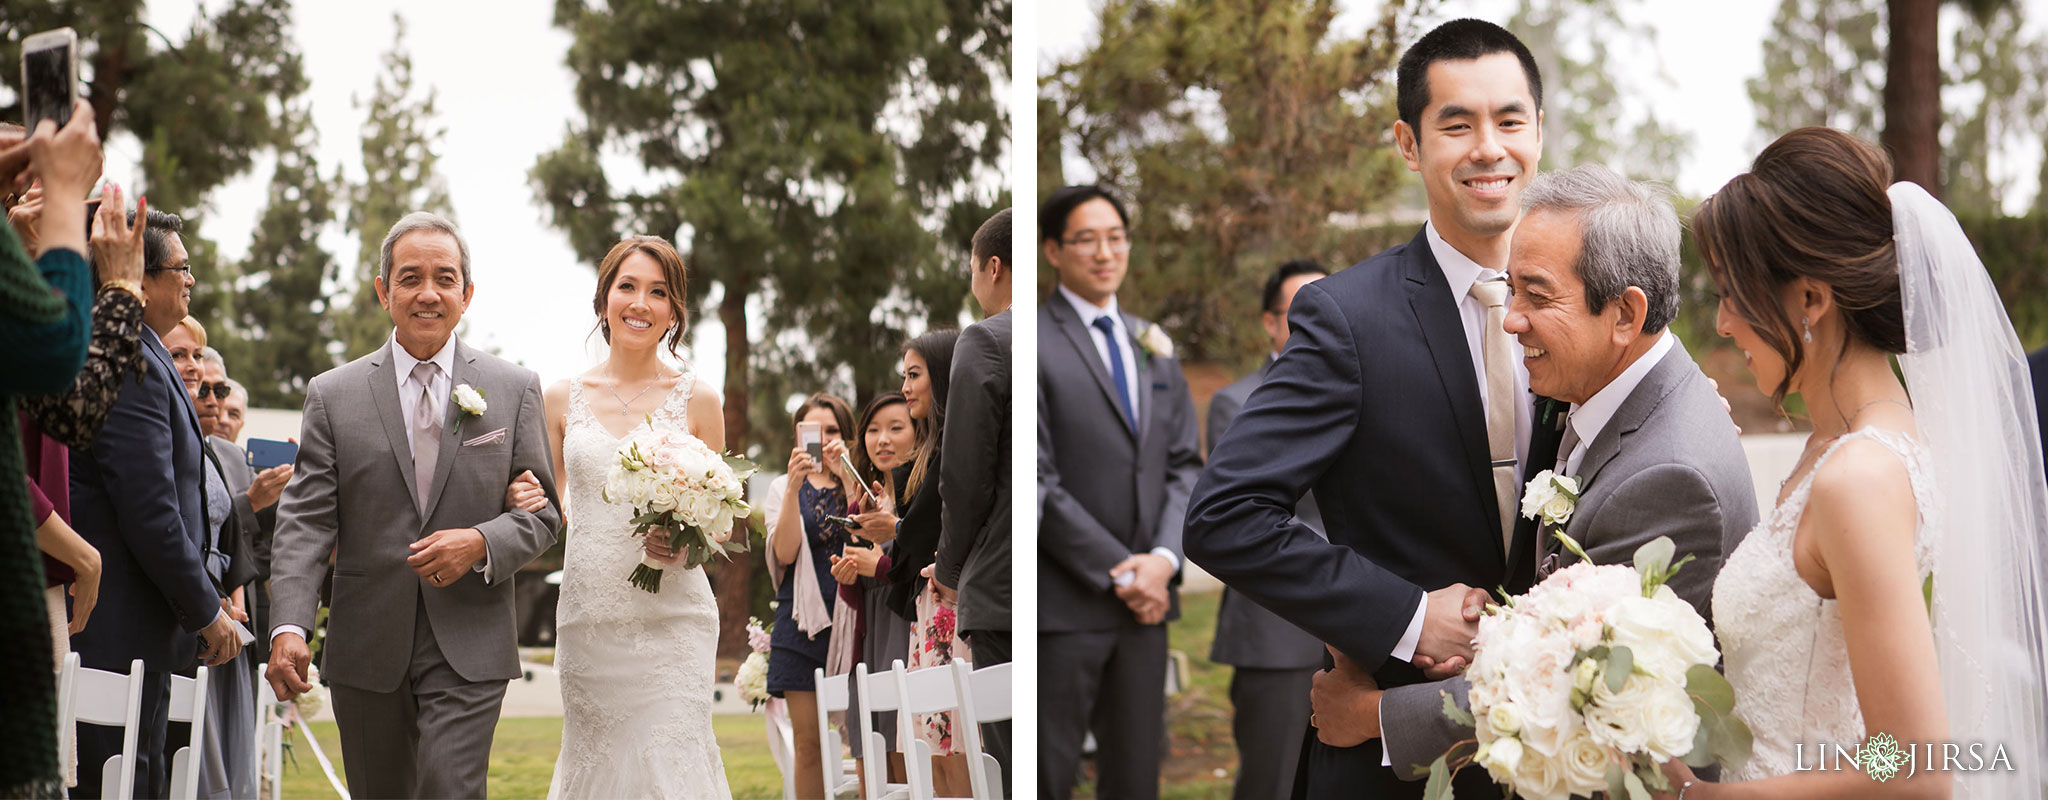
1186 228 1561 798
69 331 218 672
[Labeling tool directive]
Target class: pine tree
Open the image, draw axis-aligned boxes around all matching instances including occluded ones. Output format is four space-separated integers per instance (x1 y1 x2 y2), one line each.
338 14 453 361
217 100 343 408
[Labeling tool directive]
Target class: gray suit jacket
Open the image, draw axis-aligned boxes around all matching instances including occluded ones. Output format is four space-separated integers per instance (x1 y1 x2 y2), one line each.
1038 297 1202 632
936 309 1010 633
1379 341 1759 777
270 338 562 692
1205 360 1325 670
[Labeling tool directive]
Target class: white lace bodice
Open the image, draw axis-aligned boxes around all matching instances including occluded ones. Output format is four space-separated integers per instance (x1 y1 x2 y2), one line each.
548 368 732 798
1711 427 1940 781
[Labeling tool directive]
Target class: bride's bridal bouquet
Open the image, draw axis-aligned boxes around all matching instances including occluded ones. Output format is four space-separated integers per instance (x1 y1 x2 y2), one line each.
603 423 760 592
1425 535 1751 800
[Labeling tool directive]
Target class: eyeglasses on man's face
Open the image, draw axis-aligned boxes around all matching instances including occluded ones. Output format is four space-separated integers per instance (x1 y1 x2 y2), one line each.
1060 231 1131 254
197 381 230 400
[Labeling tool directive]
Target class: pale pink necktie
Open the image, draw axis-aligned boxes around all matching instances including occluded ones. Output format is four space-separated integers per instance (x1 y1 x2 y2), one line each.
1468 278 1517 562
411 361 442 511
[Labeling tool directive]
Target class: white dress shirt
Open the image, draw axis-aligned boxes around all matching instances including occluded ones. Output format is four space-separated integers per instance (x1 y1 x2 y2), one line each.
1059 283 1143 420
1058 283 1182 575
1381 222 1535 765
1563 332 1675 476
391 332 458 455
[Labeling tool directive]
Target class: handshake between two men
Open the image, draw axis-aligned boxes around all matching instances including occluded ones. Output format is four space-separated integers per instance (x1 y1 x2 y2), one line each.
1311 583 1493 747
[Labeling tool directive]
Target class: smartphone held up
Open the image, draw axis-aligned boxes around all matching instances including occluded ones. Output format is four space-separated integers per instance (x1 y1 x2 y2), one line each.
21 28 79 134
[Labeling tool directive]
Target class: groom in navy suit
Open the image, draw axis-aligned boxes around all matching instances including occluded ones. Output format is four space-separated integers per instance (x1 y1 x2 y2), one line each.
69 210 246 798
1186 19 1554 799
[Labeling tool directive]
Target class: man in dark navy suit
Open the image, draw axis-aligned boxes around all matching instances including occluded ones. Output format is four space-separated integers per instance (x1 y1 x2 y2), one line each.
69 210 246 798
1186 19 1556 799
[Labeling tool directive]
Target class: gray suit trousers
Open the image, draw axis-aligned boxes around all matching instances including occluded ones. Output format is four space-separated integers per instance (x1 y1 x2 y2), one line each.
1229 666 1313 800
1039 624 1166 800
330 595 506 799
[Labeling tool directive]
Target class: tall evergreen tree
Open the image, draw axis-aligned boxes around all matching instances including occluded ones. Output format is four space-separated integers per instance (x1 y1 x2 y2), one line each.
2 0 307 348
1506 0 1691 185
217 100 343 408
1040 0 1426 366
531 0 1008 658
339 14 453 361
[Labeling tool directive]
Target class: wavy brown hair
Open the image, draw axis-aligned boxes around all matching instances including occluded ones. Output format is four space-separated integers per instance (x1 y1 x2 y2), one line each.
591 235 690 359
1693 127 1907 407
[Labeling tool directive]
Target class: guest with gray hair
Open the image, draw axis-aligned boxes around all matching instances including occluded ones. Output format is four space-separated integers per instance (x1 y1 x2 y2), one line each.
218 379 248 444
1321 164 1759 779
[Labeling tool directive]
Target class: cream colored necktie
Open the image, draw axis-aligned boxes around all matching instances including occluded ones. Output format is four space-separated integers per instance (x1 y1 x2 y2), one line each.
411 361 443 511
1468 277 1517 561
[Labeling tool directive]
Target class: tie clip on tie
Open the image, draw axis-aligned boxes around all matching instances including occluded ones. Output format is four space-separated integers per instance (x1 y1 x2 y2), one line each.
1491 459 1517 468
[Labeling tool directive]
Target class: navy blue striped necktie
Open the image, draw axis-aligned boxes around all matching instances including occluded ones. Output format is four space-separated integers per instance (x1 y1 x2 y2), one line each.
1093 315 1136 433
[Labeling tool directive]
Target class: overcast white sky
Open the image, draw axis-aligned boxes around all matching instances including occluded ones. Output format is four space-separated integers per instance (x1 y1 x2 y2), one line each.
1040 0 2048 210
110 0 720 398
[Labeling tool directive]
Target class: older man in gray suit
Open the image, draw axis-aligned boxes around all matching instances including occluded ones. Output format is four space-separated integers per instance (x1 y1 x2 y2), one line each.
1206 259 1329 800
266 212 562 799
1310 166 1759 777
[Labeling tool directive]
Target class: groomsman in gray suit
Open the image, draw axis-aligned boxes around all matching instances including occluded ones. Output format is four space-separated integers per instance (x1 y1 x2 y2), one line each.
935 207 1014 793
1206 259 1329 800
266 212 562 799
1039 185 1204 800
1321 166 1759 777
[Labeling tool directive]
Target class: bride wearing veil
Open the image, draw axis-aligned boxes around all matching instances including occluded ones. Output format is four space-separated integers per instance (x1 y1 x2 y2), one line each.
1658 127 2048 799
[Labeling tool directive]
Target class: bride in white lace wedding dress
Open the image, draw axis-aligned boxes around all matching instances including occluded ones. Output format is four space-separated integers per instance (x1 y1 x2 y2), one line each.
1658 129 2048 799
518 237 733 798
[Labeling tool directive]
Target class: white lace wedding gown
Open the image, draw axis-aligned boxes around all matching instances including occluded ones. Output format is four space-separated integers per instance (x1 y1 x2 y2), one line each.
1712 428 1939 781
547 374 733 799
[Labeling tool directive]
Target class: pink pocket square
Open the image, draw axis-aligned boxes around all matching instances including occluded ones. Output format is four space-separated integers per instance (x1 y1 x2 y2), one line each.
462 428 509 447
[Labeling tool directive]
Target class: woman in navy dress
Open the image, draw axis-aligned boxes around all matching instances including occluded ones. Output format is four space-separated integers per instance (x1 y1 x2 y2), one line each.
767 392 856 796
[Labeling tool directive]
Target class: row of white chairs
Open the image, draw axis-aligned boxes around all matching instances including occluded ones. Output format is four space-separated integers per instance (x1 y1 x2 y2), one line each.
56 653 209 800
780 659 1012 800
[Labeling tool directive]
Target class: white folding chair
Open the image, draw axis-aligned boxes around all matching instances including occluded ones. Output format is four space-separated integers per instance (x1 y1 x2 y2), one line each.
896 662 979 800
258 674 286 800
61 654 145 800
854 660 913 800
811 668 860 799
165 666 210 800
952 661 1011 800
766 696 797 800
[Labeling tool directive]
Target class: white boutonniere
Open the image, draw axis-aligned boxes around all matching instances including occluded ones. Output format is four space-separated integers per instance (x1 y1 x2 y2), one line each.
451 384 487 434
1520 469 1581 527
1136 322 1174 361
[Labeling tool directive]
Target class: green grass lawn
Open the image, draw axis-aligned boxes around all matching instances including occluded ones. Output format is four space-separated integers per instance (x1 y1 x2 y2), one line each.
1073 589 1240 800
279 714 787 799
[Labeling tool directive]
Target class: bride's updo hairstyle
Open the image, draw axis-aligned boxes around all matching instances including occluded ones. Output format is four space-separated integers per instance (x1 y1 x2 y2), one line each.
1693 127 1909 406
591 235 690 359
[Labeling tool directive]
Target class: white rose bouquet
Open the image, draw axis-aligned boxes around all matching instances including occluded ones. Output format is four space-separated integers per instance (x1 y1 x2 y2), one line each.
1423 534 1752 800
736 617 772 710
603 422 760 592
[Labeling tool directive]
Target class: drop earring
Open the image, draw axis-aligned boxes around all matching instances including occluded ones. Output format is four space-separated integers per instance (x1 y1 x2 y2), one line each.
1802 317 1812 344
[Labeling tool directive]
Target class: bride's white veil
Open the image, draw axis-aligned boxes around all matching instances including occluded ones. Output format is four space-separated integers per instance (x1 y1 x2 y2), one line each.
1890 181 2048 795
